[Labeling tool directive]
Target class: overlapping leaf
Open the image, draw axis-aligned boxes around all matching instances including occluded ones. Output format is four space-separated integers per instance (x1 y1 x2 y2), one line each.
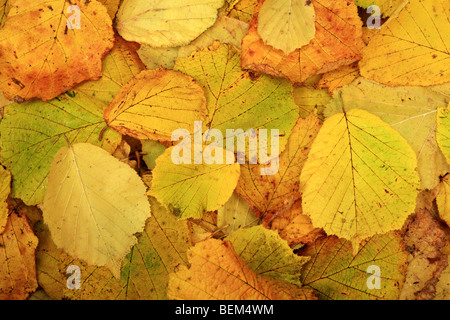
257 0 316 54
174 42 299 154
116 0 225 47
0 212 38 299
241 0 365 84
300 232 408 300
226 225 310 286
0 38 143 205
150 145 240 219
236 115 321 216
42 143 151 277
325 78 450 189
0 0 114 101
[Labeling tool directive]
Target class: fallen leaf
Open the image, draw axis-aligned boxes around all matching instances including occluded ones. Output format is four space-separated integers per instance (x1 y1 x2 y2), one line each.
137 15 249 70
0 166 10 234
149 146 240 219
168 238 317 300
42 143 151 277
300 232 408 299
437 174 450 226
257 0 316 54
104 68 208 142
300 108 420 244
227 0 257 23
400 207 448 300
98 0 120 19
325 78 450 190
292 86 331 120
0 212 38 299
141 140 167 171
174 42 299 155
437 104 450 165
116 0 224 47
0 0 114 101
217 191 258 235
316 62 360 93
236 114 321 216
359 0 450 86
226 225 310 286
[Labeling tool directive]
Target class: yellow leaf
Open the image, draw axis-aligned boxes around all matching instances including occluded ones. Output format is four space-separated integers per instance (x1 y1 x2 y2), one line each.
42 143 151 278
227 0 257 23
325 78 450 190
300 108 420 243
76 36 145 106
359 0 450 86
149 146 240 219
116 0 224 47
104 68 208 142
257 0 316 54
437 103 450 164
137 15 249 70
0 166 10 234
316 62 360 93
217 192 258 235
98 0 120 19
0 0 114 101
263 199 323 247
241 0 364 84
0 212 38 299
168 238 317 300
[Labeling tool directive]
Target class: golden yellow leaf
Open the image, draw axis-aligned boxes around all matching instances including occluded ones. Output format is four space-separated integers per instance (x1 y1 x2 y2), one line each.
217 192 258 235
116 0 224 47
168 238 317 300
0 212 38 299
149 146 240 219
257 0 316 54
42 143 151 277
0 0 114 101
359 0 450 86
300 108 420 243
104 68 208 142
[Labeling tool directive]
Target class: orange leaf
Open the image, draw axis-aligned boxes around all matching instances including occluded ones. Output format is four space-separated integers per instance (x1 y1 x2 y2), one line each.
0 0 114 101
168 238 317 300
241 0 364 84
